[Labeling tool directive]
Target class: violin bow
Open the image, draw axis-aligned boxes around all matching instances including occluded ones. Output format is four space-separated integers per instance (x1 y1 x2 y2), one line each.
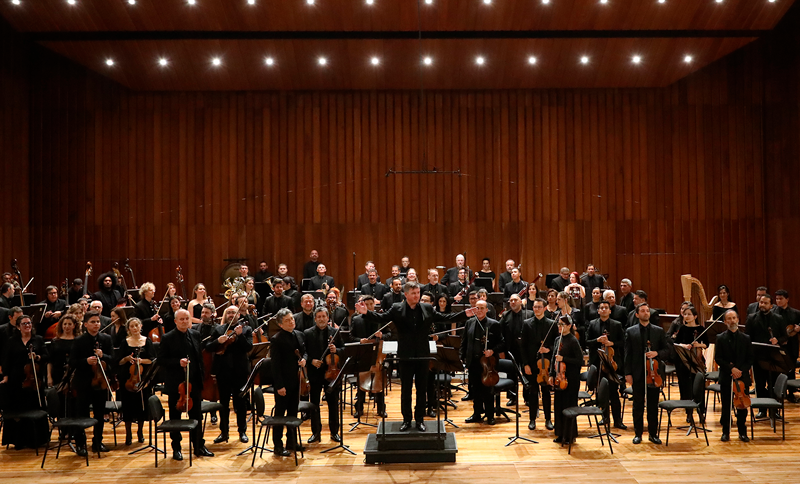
690 310 729 345
366 321 394 340
28 343 43 407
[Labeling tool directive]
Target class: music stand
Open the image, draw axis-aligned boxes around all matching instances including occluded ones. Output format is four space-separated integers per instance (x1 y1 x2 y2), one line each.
474 278 493 292
249 341 270 360
431 346 463 428
237 358 268 456
504 352 537 446
342 343 379 431
23 303 45 328
301 279 313 291
129 359 167 456
321 357 356 455
126 289 141 303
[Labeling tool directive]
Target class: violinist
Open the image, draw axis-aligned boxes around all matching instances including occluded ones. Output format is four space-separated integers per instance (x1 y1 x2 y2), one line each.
303 307 344 444
715 310 753 442
235 293 257 330
293 294 317 333
187 283 210 326
325 289 349 329
550 317 583 444
193 303 218 339
355 281 474 432
673 306 708 419
38 285 67 339
135 282 162 338
350 295 390 418
158 309 214 460
624 302 672 445
745 294 785 416
114 317 154 446
521 298 556 431
104 307 129 348
269 308 307 457
70 311 114 456
47 314 80 394
0 315 49 450
499 294 531 406
460 300 504 425
586 300 626 429
244 277 259 311
205 305 253 444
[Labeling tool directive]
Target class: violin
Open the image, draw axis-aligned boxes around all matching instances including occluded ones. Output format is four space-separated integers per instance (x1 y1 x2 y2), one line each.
177 359 193 412
645 340 663 388
295 349 310 397
216 299 248 355
319 323 343 381
603 329 618 372
550 334 568 390
732 375 751 410
517 272 544 299
91 341 111 391
535 321 556 385
480 329 500 387
125 347 143 392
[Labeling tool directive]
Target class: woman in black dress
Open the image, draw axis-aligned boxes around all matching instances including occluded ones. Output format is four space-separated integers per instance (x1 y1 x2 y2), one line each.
557 291 584 348
47 314 81 402
550 318 583 444
1 315 49 449
712 284 738 321
188 283 210 325
673 306 708 418
160 296 182 334
103 307 128 348
114 317 155 445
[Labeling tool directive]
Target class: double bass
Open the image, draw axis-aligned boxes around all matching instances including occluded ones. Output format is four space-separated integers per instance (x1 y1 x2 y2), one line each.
82 262 93 297
11 259 23 306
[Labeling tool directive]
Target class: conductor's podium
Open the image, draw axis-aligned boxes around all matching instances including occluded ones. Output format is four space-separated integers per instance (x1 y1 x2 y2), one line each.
364 420 457 464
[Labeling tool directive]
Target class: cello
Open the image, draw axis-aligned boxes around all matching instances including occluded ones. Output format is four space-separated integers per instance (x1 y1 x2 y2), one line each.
11 259 23 306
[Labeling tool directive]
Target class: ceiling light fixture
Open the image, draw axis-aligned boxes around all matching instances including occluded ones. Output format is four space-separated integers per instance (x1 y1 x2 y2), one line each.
580 56 589 64
658 0 665 3
599 0 608 4
475 56 485 66
423 56 433 65
318 57 327 66
306 0 314 4
528 56 537 65
187 0 196 5
105 58 115 66
483 0 491 4
247 0 255 4
128 0 136 4
158 58 168 66
11 0 21 4
542 0 550 4
212 57 221 66
632 55 641 64
370 56 380 66
425 0 433 3
265 57 274 66
66 0 76 4
365 0 373 4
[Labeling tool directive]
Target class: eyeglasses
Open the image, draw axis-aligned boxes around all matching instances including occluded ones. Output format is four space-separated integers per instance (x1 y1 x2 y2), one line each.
19 321 32 326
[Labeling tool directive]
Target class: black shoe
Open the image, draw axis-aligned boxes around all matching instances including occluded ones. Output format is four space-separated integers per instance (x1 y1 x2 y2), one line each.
545 420 554 431
307 434 320 444
487 417 496 426
506 399 517 407
138 429 145 443
195 446 214 457
172 450 183 461
125 434 132 446
239 432 249 443
76 447 88 457
92 443 109 453
614 422 628 430
649 435 662 445
273 448 291 457
553 437 563 443
632 435 642 444
427 408 436 418
378 409 388 418
353 409 363 419
213 433 229 444
331 434 341 443
721 434 730 442
399 421 412 432
739 434 750 442
210 415 218 424
528 420 536 431
461 393 472 401
755 411 767 419
465 414 484 423
416 422 427 432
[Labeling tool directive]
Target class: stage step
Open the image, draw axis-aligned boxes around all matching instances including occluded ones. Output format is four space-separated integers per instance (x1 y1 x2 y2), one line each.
363 421 457 464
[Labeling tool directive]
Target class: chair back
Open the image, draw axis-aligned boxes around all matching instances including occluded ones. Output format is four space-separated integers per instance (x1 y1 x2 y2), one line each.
774 373 789 401
44 387 60 418
253 386 265 418
692 372 706 407
596 377 609 411
147 395 165 424
585 365 598 392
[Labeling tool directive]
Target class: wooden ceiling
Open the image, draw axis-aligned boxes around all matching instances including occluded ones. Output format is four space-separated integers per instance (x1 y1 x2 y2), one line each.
2 0 795 90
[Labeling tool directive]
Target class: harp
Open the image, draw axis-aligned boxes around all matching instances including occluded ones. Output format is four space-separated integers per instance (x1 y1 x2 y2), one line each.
680 274 720 373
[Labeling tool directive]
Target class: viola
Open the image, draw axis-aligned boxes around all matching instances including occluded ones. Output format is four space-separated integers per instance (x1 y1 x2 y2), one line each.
177 361 193 412
535 319 556 384
147 298 165 343
295 349 310 397
645 340 663 388
480 331 500 387
550 335 568 390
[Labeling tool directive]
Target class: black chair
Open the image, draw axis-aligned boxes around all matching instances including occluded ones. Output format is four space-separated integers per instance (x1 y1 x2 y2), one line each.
104 400 123 446
1 401 49 455
705 382 722 411
657 372 709 446
491 359 519 422
750 373 788 440
200 400 225 434
253 389 304 468
562 377 613 455
146 395 199 467
41 388 98 467
249 387 275 466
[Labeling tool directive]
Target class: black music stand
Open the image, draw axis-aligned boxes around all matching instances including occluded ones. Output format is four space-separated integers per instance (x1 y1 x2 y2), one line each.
23 303 45 328
237 358 268 456
126 289 141 303
590 349 622 442
474 278 493 292
342 343 379 431
249 342 270 360
431 346 463 428
321 357 356 455
129 360 167 456
505 352 537 446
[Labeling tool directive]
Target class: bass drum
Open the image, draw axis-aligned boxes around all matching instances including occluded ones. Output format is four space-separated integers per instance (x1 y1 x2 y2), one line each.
219 262 244 290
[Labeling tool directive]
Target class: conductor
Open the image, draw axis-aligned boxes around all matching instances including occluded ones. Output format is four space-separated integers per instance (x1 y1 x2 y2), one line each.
355 281 475 431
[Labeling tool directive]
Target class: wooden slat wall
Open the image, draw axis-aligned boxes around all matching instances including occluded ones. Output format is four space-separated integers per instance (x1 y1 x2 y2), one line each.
21 40 778 310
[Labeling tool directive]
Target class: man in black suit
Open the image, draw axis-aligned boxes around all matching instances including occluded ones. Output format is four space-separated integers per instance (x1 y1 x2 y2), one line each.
381 277 405 310
774 289 800 395
624 302 672 444
356 261 380 288
499 294 531 406
293 294 317 333
618 279 635 313
441 254 467 286
549 267 570 292
303 307 345 443
603 290 629 329
461 300 504 425
360 269 388 301
383 265 406 286
158 309 214 460
350 295 390 418
626 290 657 328
91 273 121 317
303 250 321 281
309 264 335 292
586 300 626 429
497 259 517 292
503 268 526 301
421 268 448 303
0 282 15 310
38 285 67 338
521 298 557 431
70 311 114 456
746 286 768 316
355 281 474 431
745 294 785 416
262 279 294 316
448 268 471 302
715 310 754 442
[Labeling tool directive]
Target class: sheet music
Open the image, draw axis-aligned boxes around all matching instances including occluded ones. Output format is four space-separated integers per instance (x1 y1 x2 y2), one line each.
380 340 437 354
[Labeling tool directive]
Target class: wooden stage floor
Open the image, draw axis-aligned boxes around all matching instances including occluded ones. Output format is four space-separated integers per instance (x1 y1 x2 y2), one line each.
2 377 796 484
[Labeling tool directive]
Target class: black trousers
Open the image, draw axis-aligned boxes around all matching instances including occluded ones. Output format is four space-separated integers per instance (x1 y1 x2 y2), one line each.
675 365 696 416
529 378 552 421
167 387 204 450
272 388 299 450
76 388 108 446
355 389 385 413
399 359 429 423
753 364 776 399
467 360 494 419
632 380 661 437
217 375 249 435
309 374 339 436
720 380 748 436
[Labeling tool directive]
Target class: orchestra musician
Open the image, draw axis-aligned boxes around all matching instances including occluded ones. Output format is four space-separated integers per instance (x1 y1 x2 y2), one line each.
114 317 155 446
581 264 606 293
497 259 517 290
618 279 635 313
135 282 162 338
461 300 504 425
381 277 406 310
355 281 474 431
521 298 557 431
303 306 344 443
544 289 559 320
773 289 800 394
187 283 210 326
350 295 389 418
158 309 214 460
104 307 129 348
499 294 531 406
477 257 496 291
70 311 113 456
303 250 322 280
582 287 603 324
205 305 253 444
476 289 498 320
673 305 708 420
356 261 380 288
421 268 448 303
715 310 753 442
254 261 273 283
586 300 626 429
160 296 183 335
449 268 471 302
293 294 317 333
261 278 294 317
325 289 349 329
604 290 630 330
624 302 672 445
269 308 306 456
744 294 785 418
551 317 583 444
384 265 406 286
360 268 388 301
91 273 122 317
309 264 335 292
38 285 66 338
441 254 467 286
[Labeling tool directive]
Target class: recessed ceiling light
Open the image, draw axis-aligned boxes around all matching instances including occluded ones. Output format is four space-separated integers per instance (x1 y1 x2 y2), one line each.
528 56 537 65
423 56 433 65
475 56 485 66
212 57 221 66
306 0 314 4
658 0 665 3
542 0 550 3
247 0 255 4
318 56 327 66
105 58 115 66
365 0 373 4
425 0 433 3
580 56 589 64
632 55 641 64
768 0 776 3
187 0 196 5
370 56 380 66
715 0 722 3
684 55 693 63
66 0 76 4
483 0 491 4
599 0 608 4
158 58 168 67
128 0 136 4
265 57 274 66
11 0 21 4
